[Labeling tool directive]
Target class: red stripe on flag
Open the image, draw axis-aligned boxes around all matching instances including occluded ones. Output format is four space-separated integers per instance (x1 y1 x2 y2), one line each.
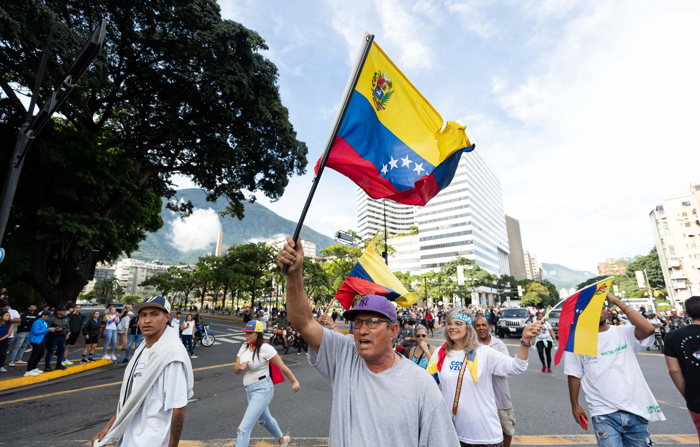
315 138 442 206
335 277 391 310
553 292 580 366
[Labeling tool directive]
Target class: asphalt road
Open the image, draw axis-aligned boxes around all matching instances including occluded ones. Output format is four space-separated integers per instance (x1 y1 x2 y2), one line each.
0 317 696 446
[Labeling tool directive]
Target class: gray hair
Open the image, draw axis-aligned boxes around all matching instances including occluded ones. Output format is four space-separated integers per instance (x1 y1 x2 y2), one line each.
444 308 479 355
414 324 428 334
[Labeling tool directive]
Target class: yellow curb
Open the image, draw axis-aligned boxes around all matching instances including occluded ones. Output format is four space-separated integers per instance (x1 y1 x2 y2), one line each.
0 359 112 391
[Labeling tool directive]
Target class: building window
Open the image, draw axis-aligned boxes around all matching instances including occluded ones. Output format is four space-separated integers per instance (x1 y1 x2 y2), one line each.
686 223 692 227
682 201 691 206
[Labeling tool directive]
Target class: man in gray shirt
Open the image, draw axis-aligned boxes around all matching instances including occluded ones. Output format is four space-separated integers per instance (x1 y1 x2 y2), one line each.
278 237 459 447
475 316 515 447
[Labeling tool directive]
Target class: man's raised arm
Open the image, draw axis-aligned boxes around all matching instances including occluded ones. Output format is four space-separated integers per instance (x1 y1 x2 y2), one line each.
278 237 324 353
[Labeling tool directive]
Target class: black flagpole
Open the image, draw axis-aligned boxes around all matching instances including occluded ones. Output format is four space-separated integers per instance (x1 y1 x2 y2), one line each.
283 33 375 274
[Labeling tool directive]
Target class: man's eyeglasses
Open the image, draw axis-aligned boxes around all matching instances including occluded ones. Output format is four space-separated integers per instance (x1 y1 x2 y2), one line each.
353 318 392 329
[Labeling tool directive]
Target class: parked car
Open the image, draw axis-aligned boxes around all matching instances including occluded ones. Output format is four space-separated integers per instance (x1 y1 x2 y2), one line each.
496 308 530 338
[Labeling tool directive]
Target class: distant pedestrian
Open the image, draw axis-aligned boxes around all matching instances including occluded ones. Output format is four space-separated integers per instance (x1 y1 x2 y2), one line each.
102 306 120 361
92 296 193 447
123 311 144 363
534 312 556 373
8 304 38 366
45 306 70 371
25 311 55 376
82 311 101 363
0 311 15 372
170 312 182 332
664 296 700 441
117 310 130 351
63 305 83 367
0 300 20 357
180 314 197 358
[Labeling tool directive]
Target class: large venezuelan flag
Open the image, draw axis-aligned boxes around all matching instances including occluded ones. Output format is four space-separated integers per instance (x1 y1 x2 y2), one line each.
335 241 419 310
314 41 475 206
554 277 614 366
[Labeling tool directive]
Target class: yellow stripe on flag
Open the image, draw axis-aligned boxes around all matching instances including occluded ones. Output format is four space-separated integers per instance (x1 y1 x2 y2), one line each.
355 43 471 166
573 278 614 357
358 241 419 307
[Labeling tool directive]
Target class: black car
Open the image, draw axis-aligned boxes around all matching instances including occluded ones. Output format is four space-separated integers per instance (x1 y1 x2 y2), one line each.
496 308 530 338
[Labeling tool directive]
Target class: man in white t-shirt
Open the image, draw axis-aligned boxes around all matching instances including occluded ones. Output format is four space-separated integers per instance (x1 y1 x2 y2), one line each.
565 293 664 447
92 296 193 447
170 312 182 332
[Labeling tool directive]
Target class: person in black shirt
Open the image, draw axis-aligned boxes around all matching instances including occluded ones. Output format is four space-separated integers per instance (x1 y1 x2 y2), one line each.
8 304 38 366
664 296 700 442
123 312 143 363
63 305 83 366
81 311 101 363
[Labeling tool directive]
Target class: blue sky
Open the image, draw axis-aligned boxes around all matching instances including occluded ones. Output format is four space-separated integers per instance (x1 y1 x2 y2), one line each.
175 0 700 272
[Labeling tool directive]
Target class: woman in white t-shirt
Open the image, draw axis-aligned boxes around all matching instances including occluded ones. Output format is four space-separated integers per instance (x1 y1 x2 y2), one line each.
180 314 197 359
428 308 540 446
102 307 120 361
234 320 299 447
534 311 557 373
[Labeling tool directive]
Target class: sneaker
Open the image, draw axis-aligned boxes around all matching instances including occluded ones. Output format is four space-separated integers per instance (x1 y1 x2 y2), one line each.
44 366 53 372
280 434 291 447
16 360 27 364
81 359 89 364
63 360 73 366
0 367 7 373
24 347 32 353
190 355 198 359
121 358 129 364
88 358 95 362
8 362 15 367
111 355 117 361
547 368 552 373
56 365 67 371
541 366 546 372
24 371 34 377
32 369 43 375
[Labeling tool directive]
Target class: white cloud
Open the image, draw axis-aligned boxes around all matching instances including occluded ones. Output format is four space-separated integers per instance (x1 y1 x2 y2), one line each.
167 208 221 252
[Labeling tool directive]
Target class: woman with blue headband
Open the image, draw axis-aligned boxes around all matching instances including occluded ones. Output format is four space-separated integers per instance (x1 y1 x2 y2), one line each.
428 308 542 447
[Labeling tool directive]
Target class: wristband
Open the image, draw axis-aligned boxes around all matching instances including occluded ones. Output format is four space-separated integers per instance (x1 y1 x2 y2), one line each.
521 338 532 347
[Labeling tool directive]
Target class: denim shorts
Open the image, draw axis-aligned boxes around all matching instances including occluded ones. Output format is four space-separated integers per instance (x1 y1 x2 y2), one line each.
591 410 654 447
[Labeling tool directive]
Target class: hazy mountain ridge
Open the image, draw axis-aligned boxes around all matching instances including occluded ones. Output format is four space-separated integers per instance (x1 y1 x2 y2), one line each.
542 263 597 290
130 188 336 265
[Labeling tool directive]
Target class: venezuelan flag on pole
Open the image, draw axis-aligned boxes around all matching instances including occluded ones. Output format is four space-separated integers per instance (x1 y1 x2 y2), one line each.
314 39 474 206
335 241 419 310
554 277 614 366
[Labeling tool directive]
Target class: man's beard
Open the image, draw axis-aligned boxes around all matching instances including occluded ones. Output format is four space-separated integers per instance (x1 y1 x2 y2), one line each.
599 318 607 327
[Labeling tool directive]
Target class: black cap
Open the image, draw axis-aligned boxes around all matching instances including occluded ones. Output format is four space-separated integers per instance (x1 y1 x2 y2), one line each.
57 306 67 311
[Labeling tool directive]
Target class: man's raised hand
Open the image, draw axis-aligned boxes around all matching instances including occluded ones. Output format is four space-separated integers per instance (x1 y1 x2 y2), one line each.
277 236 304 274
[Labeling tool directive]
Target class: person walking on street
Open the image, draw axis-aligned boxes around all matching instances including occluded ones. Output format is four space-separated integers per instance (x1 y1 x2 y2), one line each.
82 311 101 363
102 306 120 361
63 305 83 367
123 311 144 363
533 311 557 373
117 310 131 351
170 312 182 332
92 296 193 447
0 311 15 372
8 304 37 366
664 296 700 441
234 320 299 447
474 316 517 447
430 309 539 447
25 311 55 376
278 237 460 447
566 293 664 447
45 306 70 371
180 314 197 359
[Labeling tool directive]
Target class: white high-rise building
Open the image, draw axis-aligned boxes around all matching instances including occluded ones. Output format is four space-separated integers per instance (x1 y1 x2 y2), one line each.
524 251 543 282
649 182 700 305
356 189 415 240
113 258 169 296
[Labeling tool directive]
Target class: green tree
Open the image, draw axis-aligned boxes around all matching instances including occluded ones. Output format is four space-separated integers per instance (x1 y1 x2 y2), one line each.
441 257 493 306
139 271 176 297
626 247 666 289
122 294 141 305
0 0 307 307
237 243 275 306
521 282 550 307
575 276 610 291
193 255 222 308
303 259 332 306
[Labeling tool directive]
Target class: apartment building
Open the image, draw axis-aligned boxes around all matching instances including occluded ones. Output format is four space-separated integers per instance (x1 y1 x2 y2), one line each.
113 258 170 296
524 251 542 282
357 189 416 240
649 182 700 304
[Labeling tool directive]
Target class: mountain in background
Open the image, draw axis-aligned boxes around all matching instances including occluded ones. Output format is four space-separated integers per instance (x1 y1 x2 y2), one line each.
130 188 336 265
542 263 597 290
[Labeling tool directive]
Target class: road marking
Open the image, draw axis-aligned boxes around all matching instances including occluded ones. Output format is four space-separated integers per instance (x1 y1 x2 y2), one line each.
5 435 697 446
658 399 688 410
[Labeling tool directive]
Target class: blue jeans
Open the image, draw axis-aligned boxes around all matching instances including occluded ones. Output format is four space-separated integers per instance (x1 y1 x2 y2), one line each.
236 378 283 447
181 334 194 356
591 411 653 447
45 336 66 368
103 329 117 356
9 331 30 363
125 334 144 359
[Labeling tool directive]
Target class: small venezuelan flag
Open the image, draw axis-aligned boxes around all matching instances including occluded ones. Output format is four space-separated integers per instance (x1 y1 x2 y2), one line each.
426 344 477 385
335 241 418 310
554 277 614 366
315 41 474 206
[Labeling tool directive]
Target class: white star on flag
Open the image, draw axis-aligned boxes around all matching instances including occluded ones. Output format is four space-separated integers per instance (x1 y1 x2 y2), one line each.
381 164 388 175
388 157 399 169
413 162 425 175
400 155 412 168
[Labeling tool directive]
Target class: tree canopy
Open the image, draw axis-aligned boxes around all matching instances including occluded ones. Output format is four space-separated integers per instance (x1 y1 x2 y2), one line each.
0 0 307 307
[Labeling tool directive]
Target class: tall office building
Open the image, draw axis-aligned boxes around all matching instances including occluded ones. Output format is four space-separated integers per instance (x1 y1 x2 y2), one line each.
356 189 416 240
505 215 527 280
524 251 543 282
649 182 700 304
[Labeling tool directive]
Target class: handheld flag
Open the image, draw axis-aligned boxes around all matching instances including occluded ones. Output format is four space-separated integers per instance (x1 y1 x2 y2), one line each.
543 306 552 319
335 241 418 310
554 277 614 366
426 343 477 385
315 40 474 206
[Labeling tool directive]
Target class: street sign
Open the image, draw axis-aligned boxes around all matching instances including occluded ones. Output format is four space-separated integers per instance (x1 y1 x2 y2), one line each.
336 231 355 244
517 285 523 297
635 271 646 289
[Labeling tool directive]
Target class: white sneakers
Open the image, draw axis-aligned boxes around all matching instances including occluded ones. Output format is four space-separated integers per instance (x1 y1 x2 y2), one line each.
16 360 26 364
8 362 15 367
62 360 73 366
102 354 110 360
0 367 7 373
190 354 198 359
24 368 43 376
111 354 117 361
280 435 291 447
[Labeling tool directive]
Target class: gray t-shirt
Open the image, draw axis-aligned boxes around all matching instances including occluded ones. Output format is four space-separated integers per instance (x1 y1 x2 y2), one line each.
487 337 513 410
308 329 459 447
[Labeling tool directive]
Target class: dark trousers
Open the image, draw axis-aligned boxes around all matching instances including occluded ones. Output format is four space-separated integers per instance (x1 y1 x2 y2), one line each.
536 339 552 368
0 339 7 367
27 341 45 371
182 334 194 356
45 336 66 368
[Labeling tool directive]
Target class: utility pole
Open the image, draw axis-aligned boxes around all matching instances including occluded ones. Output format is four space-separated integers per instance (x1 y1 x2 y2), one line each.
382 199 388 265
0 19 107 261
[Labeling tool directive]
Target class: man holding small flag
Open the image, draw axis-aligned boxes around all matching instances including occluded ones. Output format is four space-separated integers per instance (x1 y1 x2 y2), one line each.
564 288 664 447
278 237 460 447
